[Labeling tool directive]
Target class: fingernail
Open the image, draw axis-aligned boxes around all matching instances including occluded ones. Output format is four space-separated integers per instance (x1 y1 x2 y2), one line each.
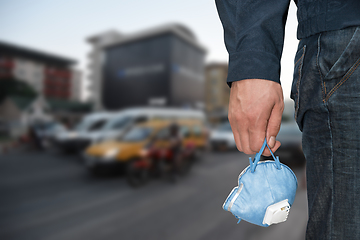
268 136 276 148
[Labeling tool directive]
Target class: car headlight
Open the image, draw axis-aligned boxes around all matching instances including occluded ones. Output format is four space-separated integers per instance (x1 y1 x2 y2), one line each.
103 148 119 160
67 132 78 139
140 148 149 157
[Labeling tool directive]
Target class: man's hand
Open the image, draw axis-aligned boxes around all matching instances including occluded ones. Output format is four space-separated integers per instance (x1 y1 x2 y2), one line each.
228 79 284 156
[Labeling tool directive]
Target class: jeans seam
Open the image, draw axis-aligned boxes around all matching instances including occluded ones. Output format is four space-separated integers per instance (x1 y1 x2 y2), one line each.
316 33 326 103
295 55 303 66
325 57 360 102
326 106 334 240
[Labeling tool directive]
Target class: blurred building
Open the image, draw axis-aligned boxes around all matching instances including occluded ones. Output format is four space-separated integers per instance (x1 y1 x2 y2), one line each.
87 24 206 110
87 30 122 110
0 41 82 101
205 62 229 124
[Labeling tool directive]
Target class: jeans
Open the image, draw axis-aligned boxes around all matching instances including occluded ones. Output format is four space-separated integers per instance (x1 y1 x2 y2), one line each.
291 26 360 239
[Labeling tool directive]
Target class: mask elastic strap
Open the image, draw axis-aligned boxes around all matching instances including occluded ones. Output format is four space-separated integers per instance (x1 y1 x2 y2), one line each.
249 138 281 172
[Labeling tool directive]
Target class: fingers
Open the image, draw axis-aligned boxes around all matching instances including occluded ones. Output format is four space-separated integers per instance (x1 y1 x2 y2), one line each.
240 129 256 155
266 100 283 147
263 140 281 156
248 113 268 154
230 123 242 152
268 136 276 149
229 109 257 155
263 92 284 156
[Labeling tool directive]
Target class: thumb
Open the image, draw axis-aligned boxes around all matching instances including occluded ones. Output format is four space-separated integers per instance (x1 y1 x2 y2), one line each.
264 103 283 155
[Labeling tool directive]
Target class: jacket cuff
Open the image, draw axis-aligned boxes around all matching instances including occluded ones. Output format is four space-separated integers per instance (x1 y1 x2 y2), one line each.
227 51 281 87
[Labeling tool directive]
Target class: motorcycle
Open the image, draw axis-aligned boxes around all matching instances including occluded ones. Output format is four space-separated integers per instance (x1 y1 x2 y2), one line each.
126 142 196 187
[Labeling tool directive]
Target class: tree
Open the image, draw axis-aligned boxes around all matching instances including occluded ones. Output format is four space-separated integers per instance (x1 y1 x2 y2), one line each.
0 78 37 101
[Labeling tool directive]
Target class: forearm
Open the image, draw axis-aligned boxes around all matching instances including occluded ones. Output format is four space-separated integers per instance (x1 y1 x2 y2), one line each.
215 0 291 86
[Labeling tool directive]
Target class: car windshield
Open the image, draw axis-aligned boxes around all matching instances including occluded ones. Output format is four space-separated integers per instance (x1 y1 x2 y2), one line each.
51 124 66 132
75 118 107 132
102 116 132 131
32 121 54 131
217 122 232 132
122 127 153 142
75 119 91 131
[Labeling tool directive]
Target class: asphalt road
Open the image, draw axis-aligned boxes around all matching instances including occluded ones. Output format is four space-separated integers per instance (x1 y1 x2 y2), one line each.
0 150 308 240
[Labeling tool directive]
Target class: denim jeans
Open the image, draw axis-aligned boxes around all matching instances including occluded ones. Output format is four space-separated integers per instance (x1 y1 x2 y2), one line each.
291 26 360 240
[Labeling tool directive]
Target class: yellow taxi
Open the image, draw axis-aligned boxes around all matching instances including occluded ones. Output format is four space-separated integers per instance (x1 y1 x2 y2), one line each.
83 118 208 174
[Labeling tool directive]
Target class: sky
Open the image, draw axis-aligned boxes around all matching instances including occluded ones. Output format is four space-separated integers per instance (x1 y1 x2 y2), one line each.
0 0 298 101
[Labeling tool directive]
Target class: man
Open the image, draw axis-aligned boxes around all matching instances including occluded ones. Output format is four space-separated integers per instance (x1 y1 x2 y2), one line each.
215 0 360 239
168 122 183 181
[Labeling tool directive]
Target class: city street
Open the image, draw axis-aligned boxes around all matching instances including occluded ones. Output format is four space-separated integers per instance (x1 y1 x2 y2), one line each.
0 150 307 240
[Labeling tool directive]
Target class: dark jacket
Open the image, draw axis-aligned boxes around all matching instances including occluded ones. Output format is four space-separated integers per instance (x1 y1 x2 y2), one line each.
215 0 360 86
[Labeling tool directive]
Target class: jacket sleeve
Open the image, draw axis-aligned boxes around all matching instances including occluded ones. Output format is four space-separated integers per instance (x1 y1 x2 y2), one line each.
215 0 291 87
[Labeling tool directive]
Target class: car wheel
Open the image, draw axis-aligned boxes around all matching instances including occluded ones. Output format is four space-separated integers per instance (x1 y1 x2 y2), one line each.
218 142 229 152
126 159 149 188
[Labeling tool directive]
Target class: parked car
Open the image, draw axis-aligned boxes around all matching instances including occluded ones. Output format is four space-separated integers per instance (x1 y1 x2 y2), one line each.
29 121 67 149
209 121 236 151
40 122 67 148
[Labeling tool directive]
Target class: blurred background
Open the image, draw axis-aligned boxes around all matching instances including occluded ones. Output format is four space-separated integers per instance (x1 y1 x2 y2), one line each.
0 1 307 240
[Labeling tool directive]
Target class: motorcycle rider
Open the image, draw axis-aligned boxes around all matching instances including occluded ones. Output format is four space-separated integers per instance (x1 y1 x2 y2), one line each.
168 122 183 181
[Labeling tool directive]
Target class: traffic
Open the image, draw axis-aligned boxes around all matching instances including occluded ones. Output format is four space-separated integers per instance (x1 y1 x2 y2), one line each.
5 107 305 188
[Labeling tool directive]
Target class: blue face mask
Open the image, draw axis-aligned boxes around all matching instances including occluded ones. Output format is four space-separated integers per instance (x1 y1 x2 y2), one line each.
222 139 298 227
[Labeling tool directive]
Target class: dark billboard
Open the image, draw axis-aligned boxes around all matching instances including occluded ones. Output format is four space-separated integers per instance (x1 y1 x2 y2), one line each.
171 35 204 108
102 32 205 110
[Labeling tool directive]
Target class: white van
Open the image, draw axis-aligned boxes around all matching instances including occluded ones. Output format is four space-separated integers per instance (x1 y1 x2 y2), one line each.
54 112 115 153
89 107 205 144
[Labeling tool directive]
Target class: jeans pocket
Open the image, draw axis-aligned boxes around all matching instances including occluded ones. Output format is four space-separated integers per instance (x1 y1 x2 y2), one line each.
320 27 360 81
291 45 306 122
